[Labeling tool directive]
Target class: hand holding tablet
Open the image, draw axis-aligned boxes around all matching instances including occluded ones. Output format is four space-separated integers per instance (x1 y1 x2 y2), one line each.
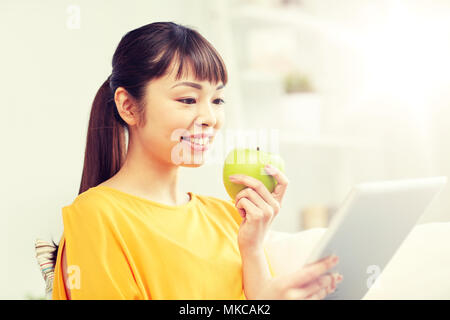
255 254 344 300
303 176 447 300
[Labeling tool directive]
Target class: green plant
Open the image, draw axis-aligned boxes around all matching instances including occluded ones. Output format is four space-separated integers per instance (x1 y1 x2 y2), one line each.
283 71 314 93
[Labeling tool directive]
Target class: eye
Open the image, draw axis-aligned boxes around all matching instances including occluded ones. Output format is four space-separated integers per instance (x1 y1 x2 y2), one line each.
214 98 226 105
178 98 196 105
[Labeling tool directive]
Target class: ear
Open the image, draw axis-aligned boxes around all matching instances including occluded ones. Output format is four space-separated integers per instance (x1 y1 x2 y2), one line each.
113 87 140 126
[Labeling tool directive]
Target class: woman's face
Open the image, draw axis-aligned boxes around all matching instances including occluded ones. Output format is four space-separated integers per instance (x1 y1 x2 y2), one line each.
129 63 226 168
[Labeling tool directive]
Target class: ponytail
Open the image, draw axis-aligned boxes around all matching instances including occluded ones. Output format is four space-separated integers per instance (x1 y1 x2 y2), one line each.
78 76 127 195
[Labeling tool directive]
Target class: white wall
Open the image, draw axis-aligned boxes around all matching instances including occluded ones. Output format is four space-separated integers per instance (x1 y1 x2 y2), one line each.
2 0 450 299
228 0 450 231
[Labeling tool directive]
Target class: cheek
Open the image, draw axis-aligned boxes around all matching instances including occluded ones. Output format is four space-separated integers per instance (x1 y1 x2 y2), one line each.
214 109 226 128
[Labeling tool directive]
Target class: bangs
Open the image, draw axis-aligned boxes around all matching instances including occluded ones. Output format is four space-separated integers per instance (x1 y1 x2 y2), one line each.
155 28 228 86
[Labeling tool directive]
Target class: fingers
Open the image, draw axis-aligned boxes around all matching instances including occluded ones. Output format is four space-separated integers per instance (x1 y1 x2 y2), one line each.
290 255 339 288
284 284 334 300
264 164 289 203
230 175 281 217
284 272 343 300
302 272 343 300
236 198 262 223
235 188 274 221
304 286 331 300
304 277 341 300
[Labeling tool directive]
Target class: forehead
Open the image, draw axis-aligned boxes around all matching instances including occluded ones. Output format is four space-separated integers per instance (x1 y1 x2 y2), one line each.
157 59 224 89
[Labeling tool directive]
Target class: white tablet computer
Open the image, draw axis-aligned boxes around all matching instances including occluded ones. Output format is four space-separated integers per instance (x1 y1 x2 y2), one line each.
302 176 447 300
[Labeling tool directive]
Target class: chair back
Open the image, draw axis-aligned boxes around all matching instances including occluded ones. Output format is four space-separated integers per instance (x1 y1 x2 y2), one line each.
35 239 57 299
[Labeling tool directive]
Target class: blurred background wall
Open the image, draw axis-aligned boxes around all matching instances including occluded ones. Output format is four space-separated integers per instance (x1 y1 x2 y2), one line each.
1 0 450 299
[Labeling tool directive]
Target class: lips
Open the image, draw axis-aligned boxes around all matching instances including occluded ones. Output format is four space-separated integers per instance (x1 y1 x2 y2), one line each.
181 133 213 140
179 132 213 152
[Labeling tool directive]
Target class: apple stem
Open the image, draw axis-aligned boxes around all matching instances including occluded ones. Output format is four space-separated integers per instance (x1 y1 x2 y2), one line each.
257 147 260 151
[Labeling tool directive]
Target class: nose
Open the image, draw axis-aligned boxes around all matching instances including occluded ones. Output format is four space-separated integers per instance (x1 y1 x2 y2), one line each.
194 101 217 128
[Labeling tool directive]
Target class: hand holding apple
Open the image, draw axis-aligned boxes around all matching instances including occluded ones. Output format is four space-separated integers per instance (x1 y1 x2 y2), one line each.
222 147 289 252
223 147 286 201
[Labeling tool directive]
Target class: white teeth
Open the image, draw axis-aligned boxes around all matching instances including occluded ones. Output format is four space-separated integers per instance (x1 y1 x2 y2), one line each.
182 137 210 145
193 138 208 145
182 137 209 145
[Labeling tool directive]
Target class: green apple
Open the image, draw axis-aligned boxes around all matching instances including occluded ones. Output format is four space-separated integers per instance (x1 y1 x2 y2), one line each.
223 147 286 201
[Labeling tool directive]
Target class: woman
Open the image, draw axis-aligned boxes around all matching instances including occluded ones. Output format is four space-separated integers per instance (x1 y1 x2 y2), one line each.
52 21 342 300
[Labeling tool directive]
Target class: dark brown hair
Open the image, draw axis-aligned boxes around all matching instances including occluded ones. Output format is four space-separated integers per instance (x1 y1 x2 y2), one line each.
51 21 228 264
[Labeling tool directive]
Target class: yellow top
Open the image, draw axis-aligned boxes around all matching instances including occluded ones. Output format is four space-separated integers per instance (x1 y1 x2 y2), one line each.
52 185 275 300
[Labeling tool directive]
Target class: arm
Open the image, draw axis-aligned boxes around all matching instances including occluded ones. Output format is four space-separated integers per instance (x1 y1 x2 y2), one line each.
229 166 289 299
240 247 273 300
241 245 342 300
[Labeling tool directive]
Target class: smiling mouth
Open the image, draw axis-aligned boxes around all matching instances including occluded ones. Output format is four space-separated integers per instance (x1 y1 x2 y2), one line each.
180 136 211 146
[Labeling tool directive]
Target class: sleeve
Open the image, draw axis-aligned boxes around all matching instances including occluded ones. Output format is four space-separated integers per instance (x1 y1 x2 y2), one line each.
61 199 142 300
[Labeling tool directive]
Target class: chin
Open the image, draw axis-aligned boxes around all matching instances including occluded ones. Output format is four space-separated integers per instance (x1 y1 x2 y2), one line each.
180 160 206 168
171 140 211 167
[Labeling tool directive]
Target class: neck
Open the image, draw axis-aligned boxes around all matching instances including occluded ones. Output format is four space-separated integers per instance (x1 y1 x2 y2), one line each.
110 141 188 206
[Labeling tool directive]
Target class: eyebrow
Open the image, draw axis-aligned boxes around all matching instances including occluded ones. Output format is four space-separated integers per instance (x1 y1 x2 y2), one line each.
171 81 225 90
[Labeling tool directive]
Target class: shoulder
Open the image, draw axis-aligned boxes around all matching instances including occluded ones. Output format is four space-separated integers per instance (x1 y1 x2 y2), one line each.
194 194 243 225
74 186 115 205
62 187 118 223
61 187 123 242
194 193 235 210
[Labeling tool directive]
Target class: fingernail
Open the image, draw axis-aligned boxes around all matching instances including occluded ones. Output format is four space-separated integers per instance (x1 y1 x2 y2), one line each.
265 165 276 174
330 255 339 264
229 175 238 181
332 272 342 282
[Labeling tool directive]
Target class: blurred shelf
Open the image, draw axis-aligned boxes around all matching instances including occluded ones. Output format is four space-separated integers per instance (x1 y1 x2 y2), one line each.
240 69 282 82
231 4 326 31
280 131 381 150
